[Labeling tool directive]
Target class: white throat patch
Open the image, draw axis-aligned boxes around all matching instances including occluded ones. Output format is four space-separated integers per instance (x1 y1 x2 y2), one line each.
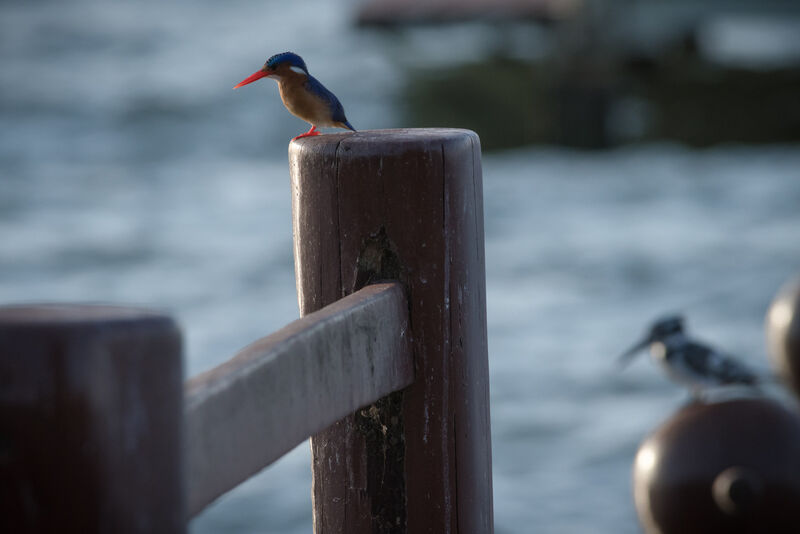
650 341 667 361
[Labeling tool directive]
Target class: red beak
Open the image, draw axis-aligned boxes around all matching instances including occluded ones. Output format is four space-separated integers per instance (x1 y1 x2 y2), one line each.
233 69 269 89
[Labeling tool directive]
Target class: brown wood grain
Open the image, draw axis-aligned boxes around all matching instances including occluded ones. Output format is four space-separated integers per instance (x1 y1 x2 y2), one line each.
290 128 494 533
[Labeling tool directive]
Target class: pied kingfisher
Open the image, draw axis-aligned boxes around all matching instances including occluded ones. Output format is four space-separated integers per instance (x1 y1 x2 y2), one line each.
618 315 760 398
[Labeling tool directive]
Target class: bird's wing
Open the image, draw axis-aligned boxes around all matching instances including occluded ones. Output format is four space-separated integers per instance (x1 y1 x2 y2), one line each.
682 342 757 385
304 76 348 124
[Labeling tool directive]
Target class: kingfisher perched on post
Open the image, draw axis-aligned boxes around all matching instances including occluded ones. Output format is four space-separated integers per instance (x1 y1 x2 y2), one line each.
618 315 761 398
234 52 356 141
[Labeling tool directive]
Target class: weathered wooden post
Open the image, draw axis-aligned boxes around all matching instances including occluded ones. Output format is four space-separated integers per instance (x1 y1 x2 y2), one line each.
290 128 493 533
0 305 184 534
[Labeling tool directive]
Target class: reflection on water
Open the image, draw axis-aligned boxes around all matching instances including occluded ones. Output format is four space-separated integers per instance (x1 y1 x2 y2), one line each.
2 1 800 533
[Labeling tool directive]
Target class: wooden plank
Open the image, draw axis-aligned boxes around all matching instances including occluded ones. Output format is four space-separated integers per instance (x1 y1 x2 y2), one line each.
0 305 184 534
184 282 412 518
290 128 494 533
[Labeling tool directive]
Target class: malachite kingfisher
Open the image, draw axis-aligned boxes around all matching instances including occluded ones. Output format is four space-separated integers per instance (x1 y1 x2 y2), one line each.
234 52 356 140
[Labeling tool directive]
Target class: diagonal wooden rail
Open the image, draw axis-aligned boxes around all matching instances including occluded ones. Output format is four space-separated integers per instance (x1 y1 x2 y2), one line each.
184 282 412 517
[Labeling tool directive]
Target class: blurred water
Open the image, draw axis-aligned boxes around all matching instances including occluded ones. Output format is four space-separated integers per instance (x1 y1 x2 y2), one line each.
2 1 800 533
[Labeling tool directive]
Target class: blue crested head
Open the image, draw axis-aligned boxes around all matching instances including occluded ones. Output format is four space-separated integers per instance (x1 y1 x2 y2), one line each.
264 52 308 75
648 315 685 341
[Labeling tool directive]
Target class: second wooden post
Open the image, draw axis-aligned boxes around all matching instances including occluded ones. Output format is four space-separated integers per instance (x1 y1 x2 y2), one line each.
290 128 493 533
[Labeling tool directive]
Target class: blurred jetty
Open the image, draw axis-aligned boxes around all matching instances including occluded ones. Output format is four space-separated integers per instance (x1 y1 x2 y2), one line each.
358 0 800 149
356 0 580 26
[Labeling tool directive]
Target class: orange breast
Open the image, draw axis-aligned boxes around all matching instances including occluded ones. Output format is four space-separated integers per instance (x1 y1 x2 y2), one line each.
278 77 334 127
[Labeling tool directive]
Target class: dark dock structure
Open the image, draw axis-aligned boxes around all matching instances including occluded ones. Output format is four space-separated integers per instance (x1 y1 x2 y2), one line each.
0 129 494 534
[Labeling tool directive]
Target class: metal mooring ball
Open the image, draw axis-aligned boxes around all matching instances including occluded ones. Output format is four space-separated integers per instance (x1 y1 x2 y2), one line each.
633 398 800 534
766 276 800 396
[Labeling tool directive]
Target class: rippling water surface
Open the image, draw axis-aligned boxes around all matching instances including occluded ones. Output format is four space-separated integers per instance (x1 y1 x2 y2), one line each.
2 1 800 532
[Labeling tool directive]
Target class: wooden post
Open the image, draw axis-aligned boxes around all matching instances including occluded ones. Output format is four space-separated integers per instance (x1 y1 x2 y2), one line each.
0 305 184 534
290 128 493 533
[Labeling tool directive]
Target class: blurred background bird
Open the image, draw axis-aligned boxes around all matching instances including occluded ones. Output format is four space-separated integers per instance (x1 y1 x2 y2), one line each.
618 315 762 399
234 52 356 140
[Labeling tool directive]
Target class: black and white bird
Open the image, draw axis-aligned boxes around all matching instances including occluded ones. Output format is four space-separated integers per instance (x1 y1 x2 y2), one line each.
618 315 760 398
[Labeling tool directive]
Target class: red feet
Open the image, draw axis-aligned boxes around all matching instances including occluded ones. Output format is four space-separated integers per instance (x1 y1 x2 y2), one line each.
292 125 320 140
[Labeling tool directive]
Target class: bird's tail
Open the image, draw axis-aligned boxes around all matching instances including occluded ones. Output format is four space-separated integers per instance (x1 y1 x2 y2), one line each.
338 120 356 132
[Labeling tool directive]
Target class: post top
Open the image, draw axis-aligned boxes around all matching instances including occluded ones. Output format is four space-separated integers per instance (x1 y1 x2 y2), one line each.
289 127 479 154
0 303 175 328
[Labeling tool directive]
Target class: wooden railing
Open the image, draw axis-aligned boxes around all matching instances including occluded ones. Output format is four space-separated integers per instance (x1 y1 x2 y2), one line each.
185 283 413 516
0 128 493 534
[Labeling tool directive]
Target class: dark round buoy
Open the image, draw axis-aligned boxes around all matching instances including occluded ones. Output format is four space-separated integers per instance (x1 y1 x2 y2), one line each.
633 398 800 534
766 276 800 396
